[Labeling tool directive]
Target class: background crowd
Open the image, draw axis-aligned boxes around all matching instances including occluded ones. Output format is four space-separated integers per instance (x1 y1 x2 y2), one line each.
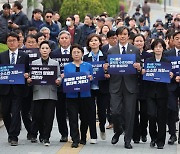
0 0 180 150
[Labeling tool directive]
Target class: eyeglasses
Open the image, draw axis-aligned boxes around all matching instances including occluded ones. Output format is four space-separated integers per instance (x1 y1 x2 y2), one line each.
7 39 18 43
46 16 52 18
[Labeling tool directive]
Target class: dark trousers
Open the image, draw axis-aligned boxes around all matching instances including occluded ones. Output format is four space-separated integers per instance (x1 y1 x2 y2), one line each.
168 109 177 136
21 88 32 136
79 97 97 140
91 90 109 132
167 90 179 137
110 81 137 143
56 92 68 137
106 93 112 124
133 99 148 141
66 97 97 142
1 89 22 141
147 97 167 146
32 99 55 140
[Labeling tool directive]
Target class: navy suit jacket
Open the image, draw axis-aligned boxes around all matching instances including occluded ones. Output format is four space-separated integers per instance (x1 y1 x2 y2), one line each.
101 44 109 54
164 48 179 91
0 50 29 96
83 52 109 94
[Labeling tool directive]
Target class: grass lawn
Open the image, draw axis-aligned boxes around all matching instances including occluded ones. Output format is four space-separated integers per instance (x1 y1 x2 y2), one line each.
0 43 8 53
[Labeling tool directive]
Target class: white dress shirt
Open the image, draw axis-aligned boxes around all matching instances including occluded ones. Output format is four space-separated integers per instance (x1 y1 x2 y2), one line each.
61 46 70 55
119 43 128 54
9 49 18 64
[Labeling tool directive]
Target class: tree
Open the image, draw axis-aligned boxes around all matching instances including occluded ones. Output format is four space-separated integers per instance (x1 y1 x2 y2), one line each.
99 0 120 17
60 0 104 22
42 0 63 11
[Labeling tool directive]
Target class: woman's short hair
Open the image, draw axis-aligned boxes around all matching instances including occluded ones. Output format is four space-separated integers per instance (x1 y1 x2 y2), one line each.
151 38 166 50
39 40 50 48
70 44 84 55
86 33 102 52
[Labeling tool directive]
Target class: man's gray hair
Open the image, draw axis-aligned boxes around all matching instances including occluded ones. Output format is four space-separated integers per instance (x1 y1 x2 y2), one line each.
58 30 71 40
40 27 50 33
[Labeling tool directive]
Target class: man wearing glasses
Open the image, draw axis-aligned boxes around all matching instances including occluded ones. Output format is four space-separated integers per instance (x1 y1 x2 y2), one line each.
39 10 60 45
0 32 29 146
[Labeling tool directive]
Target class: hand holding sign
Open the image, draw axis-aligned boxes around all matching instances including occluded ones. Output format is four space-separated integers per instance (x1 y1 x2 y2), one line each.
176 76 180 82
133 62 141 71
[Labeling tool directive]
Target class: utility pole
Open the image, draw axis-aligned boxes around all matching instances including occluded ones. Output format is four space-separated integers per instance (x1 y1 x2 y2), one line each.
164 0 166 12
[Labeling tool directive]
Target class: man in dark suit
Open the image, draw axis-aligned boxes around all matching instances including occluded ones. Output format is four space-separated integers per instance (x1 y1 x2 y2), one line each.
104 26 141 149
101 30 118 55
164 31 180 145
0 32 29 146
101 30 117 129
50 30 72 142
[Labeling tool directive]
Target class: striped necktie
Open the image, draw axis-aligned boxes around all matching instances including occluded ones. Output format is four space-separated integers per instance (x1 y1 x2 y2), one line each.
11 53 15 64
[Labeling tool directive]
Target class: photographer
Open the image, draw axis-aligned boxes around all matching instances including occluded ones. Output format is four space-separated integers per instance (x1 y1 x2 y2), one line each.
151 22 166 40
164 14 173 30
171 18 180 31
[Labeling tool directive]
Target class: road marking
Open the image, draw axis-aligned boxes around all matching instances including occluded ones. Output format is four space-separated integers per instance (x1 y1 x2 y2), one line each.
56 122 96 154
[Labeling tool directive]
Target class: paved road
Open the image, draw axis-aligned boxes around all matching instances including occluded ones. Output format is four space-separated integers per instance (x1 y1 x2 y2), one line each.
1 1 180 154
128 0 180 28
0 118 179 154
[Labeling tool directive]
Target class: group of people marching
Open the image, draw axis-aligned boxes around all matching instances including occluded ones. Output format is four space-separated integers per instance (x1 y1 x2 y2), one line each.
0 0 180 150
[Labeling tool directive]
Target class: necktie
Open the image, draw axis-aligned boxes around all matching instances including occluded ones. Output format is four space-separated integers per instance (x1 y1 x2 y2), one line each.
11 53 15 64
64 50 68 54
122 46 126 54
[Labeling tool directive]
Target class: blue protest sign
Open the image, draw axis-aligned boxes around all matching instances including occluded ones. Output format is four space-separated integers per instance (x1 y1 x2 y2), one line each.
30 65 57 85
143 62 172 83
51 54 73 73
90 61 105 80
19 48 40 64
108 54 136 74
63 72 90 93
166 56 180 75
0 64 25 84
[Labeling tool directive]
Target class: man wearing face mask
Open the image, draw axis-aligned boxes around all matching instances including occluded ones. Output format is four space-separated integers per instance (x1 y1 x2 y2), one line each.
62 16 81 45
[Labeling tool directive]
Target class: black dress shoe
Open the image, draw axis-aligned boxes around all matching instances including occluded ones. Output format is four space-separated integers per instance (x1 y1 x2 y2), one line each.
134 140 140 144
124 142 133 149
71 142 79 148
141 136 147 142
31 137 37 143
11 140 18 146
60 136 68 142
168 135 177 145
178 138 180 144
80 140 86 145
111 133 120 144
150 140 156 147
157 145 164 149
